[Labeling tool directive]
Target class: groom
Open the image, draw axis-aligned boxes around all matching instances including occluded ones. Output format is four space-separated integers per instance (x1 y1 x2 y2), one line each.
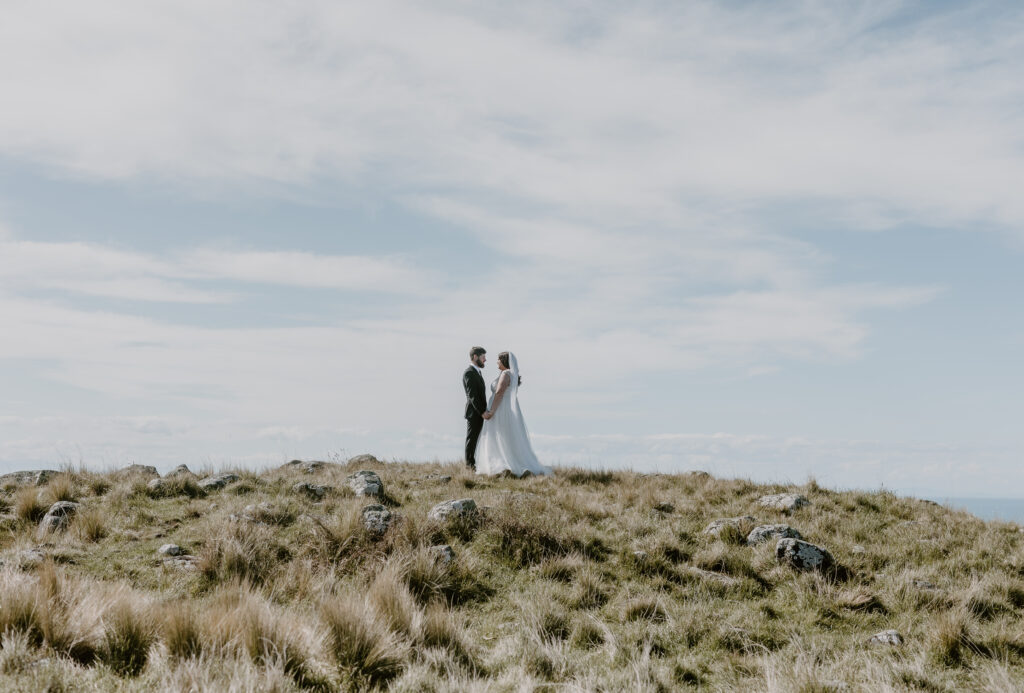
463 346 488 470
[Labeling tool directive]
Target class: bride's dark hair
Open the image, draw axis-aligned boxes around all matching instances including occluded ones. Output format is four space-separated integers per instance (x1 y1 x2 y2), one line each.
498 351 522 386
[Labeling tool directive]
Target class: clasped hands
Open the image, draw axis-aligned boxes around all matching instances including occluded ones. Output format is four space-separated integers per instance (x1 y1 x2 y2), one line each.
482 411 493 420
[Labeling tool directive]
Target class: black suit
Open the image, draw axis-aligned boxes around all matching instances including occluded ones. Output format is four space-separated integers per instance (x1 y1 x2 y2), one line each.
463 366 487 469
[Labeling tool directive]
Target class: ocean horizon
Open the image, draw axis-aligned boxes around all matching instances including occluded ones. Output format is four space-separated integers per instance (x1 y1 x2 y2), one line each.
931 497 1024 525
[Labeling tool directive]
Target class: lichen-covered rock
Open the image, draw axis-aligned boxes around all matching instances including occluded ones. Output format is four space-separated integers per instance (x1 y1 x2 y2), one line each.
430 544 456 564
746 524 802 546
347 470 383 498
18 547 47 568
348 454 380 466
775 538 834 572
0 470 57 487
428 498 478 522
38 501 80 534
758 493 811 512
158 544 183 556
163 555 199 571
166 464 193 477
361 504 394 534
868 629 903 646
292 482 330 500
147 478 165 492
119 464 158 476
702 516 757 537
284 459 325 474
198 473 239 491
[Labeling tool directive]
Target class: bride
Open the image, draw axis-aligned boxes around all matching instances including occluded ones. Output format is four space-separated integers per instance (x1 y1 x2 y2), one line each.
476 351 552 477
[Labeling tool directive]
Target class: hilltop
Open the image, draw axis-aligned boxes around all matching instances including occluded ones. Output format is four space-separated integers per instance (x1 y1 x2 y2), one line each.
1 458 1022 691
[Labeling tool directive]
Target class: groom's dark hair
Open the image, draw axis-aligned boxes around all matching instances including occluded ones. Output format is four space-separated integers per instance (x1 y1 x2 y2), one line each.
469 346 486 358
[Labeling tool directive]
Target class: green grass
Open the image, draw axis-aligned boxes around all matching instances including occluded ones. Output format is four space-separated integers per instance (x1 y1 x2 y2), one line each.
0 458 1022 690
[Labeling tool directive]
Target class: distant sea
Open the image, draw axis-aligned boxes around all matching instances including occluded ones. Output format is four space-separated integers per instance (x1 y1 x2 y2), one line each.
931 497 1024 525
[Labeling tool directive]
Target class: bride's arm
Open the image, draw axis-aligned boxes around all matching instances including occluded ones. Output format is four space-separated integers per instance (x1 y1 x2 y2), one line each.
486 371 511 417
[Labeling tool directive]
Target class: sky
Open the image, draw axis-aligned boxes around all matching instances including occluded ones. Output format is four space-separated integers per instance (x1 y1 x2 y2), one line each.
1 1 1022 497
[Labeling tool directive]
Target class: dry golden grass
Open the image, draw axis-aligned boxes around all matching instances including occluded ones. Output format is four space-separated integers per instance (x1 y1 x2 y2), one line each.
0 458 1021 690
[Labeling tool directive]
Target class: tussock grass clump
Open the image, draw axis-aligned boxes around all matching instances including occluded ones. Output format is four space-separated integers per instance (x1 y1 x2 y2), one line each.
14 487 47 524
562 468 616 485
322 595 405 689
99 603 155 677
622 597 668 622
147 476 205 499
199 522 287 586
928 609 982 667
161 604 202 660
45 473 77 505
74 506 107 542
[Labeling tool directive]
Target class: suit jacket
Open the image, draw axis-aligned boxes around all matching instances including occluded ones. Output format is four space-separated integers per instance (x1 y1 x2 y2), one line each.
463 366 487 420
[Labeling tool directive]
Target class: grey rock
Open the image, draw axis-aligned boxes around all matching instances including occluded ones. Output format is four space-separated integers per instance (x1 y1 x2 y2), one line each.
913 579 937 590
284 459 325 474
776 538 835 572
868 629 903 646
292 482 330 499
241 502 282 523
162 555 199 571
0 470 57 487
166 464 193 477
38 501 80 534
758 493 811 512
348 454 380 466
746 524 803 546
430 544 456 565
198 473 239 491
851 545 866 554
346 470 384 498
18 547 47 568
119 464 158 476
158 544 183 556
428 498 478 522
147 478 165 492
424 474 452 483
361 504 394 534
702 516 757 537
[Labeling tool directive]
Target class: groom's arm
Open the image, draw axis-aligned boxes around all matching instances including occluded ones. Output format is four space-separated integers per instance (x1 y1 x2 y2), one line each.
463 370 486 416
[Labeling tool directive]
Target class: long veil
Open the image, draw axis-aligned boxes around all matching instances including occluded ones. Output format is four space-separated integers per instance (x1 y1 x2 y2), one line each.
506 352 531 439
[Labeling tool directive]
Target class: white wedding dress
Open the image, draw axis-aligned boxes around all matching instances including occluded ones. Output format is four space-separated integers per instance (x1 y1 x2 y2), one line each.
475 353 551 477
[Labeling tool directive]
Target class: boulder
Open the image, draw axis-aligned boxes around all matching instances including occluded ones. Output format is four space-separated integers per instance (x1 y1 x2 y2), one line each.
346 470 384 498
348 454 380 466
166 464 193 477
292 482 330 500
430 544 456 565
147 478 165 492
428 498 478 522
775 538 834 572
198 473 239 491
0 470 57 487
758 493 811 513
284 459 325 474
361 504 394 534
702 516 757 537
158 544 183 556
119 464 158 476
868 629 903 646
746 524 803 546
38 501 80 534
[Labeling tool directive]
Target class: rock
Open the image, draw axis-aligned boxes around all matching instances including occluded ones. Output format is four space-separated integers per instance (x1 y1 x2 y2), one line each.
346 470 384 498
292 482 330 500
283 459 325 474
868 629 903 646
702 516 757 537
775 538 835 572
428 498 478 522
119 464 158 476
851 545 866 554
166 464 193 477
198 473 239 491
424 474 452 483
158 544 183 556
348 454 379 466
758 493 811 513
163 555 199 571
0 470 57 487
430 544 456 565
240 502 285 524
147 478 165 492
746 524 803 546
653 502 675 513
38 501 80 534
913 579 937 590
361 504 394 534
18 547 47 568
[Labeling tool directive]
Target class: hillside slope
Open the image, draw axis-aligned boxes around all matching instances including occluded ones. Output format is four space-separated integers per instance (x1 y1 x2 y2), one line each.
1 458 1022 691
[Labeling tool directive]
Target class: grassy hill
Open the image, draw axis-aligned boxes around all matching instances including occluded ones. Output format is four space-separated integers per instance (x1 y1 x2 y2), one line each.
1 458 1023 691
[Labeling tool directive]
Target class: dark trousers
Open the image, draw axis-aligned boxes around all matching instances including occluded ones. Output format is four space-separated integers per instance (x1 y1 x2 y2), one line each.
465 415 483 469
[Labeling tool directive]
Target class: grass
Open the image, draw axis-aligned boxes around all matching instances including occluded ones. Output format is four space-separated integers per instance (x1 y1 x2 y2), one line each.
0 459 1022 690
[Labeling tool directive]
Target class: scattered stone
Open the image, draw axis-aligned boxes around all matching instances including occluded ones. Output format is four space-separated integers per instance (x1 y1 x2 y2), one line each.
198 473 240 491
631 550 649 561
775 538 835 573
158 544 183 556
430 544 456 564
702 516 758 537
166 464 193 477
0 470 57 487
746 524 803 546
292 482 330 500
913 579 937 590
38 501 80 534
119 464 158 476
428 498 478 522
652 502 675 513
851 545 866 554
348 454 380 466
284 459 326 474
147 478 165 492
424 474 452 483
18 547 47 568
361 504 394 534
758 493 811 513
868 629 903 646
241 502 278 522
346 470 384 498
162 555 199 571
